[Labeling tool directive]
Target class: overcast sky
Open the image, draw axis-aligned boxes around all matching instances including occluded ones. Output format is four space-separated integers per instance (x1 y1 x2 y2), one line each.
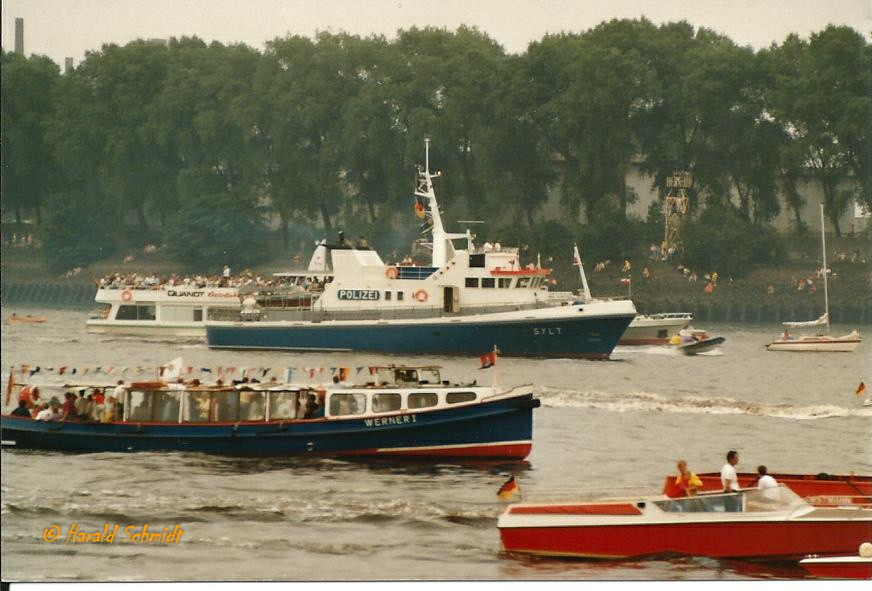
2 0 870 67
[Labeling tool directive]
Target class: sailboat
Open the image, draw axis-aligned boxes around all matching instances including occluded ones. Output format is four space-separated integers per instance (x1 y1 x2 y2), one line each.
766 204 861 352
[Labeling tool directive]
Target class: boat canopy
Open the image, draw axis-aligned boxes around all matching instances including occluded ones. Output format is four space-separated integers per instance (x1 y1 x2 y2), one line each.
783 313 828 328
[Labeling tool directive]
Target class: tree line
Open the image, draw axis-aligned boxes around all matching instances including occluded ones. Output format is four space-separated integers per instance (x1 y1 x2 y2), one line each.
1 19 869 275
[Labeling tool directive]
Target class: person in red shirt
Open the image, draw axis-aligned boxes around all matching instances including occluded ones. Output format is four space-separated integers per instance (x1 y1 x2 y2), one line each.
60 392 78 421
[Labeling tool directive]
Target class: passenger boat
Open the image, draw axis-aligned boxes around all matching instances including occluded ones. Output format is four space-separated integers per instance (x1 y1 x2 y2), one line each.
664 472 872 505
205 141 636 358
766 204 862 352
619 313 693 346
0 366 539 459
497 486 872 560
800 544 872 579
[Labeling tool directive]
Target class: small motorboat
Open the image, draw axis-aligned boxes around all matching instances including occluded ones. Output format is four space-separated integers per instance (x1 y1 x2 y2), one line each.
7 314 47 324
800 543 872 579
664 471 872 505
497 486 872 560
670 328 724 355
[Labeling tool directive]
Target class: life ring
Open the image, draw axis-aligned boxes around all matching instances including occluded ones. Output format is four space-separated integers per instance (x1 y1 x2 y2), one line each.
414 289 428 303
121 289 133 302
385 267 398 279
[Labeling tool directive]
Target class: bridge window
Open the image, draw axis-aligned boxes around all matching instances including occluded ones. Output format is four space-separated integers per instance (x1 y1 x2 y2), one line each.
498 278 512 288
516 277 531 288
481 278 496 288
408 392 437 409
446 391 477 404
153 391 181 422
397 291 404 301
385 291 392 301
469 253 486 268
330 393 366 416
372 393 401 413
465 277 479 288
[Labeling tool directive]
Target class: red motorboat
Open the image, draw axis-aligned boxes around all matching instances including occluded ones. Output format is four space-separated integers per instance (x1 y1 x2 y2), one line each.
662 472 871 505
498 487 872 560
800 544 872 580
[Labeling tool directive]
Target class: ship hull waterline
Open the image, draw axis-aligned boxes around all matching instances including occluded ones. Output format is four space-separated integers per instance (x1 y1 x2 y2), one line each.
206 306 635 359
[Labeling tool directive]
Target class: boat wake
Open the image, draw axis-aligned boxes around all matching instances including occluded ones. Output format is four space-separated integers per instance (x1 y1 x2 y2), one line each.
537 387 872 420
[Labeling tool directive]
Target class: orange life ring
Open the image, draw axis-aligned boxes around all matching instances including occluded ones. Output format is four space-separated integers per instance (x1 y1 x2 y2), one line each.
386 267 398 279
121 289 133 302
414 289 428 303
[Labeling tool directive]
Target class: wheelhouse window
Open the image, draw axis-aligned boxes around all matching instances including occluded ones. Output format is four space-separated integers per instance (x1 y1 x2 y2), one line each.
481 277 496 288
516 277 531 288
116 304 156 320
153 391 181 422
418 368 441 385
465 277 479 288
329 393 366 416
239 391 265 421
269 391 298 419
446 391 477 404
408 392 437 409
498 278 512 288
128 390 154 421
372 393 401 413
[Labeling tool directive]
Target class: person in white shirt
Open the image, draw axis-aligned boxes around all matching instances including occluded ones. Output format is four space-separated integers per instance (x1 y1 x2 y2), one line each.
720 450 740 492
756 465 779 500
35 401 62 421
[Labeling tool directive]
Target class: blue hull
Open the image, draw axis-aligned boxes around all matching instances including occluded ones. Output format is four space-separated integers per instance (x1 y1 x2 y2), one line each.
206 311 634 359
1 394 538 459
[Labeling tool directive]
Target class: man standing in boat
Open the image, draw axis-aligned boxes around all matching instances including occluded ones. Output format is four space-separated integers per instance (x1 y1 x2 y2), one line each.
721 450 741 511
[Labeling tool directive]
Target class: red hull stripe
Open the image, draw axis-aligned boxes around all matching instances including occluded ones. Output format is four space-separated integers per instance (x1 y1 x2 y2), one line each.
500 520 872 560
801 561 872 580
618 338 669 346
510 504 642 516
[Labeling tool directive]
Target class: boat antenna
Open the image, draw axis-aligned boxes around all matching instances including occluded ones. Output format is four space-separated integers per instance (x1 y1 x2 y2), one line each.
415 139 469 267
573 243 592 303
819 203 830 335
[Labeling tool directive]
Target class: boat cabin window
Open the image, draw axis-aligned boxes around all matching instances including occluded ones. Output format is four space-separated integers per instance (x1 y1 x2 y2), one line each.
385 291 392 301
329 393 366 416
498 278 512 288
408 392 437 409
213 391 240 422
239 391 265 421
153 391 181 422
395 369 419 385
372 393 401 413
446 391 477 404
516 277 530 288
397 291 404 301
185 391 212 422
128 390 154 421
270 391 298 419
417 368 440 385
116 304 156 321
162 306 202 322
481 278 496 288
465 277 479 288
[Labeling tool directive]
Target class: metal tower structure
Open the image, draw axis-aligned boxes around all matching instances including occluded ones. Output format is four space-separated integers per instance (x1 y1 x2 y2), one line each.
663 172 690 254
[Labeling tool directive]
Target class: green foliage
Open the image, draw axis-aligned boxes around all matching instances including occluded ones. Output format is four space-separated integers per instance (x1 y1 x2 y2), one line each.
41 190 116 272
680 206 785 278
578 206 644 264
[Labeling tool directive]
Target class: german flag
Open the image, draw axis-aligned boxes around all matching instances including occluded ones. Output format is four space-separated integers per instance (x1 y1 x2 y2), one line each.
497 475 520 501
857 381 867 396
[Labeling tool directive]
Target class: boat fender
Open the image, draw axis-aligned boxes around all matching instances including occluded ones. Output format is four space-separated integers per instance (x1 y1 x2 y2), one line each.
414 289 428 303
121 289 133 302
386 267 398 279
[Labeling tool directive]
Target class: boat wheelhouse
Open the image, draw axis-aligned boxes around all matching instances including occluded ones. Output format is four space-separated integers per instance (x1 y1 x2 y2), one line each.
1 366 539 459
498 486 872 560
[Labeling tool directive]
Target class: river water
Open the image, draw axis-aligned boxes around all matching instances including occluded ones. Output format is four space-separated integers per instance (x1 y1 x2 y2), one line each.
1 306 870 582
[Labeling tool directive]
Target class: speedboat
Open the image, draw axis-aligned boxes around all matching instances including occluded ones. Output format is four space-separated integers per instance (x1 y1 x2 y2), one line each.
497 486 872 560
669 328 724 355
1 365 539 459
663 471 871 505
800 543 872 579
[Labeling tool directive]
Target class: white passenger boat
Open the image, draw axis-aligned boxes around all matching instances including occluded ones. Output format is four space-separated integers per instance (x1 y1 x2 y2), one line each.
620 313 693 345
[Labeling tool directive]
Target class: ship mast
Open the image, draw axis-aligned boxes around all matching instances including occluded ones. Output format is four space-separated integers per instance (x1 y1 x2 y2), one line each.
415 139 470 267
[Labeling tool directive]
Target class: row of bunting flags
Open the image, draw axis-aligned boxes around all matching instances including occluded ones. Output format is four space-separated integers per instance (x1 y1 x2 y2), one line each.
9 364 368 383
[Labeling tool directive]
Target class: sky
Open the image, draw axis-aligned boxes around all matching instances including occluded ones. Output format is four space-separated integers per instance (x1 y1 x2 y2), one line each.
2 0 870 68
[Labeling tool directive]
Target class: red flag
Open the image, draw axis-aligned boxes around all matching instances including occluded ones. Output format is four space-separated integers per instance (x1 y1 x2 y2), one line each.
479 351 497 369
857 381 867 396
414 201 426 219
497 475 519 501
5 368 15 407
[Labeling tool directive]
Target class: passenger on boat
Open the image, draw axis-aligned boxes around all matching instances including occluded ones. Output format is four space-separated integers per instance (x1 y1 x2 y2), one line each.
75 391 90 420
102 396 117 422
112 380 127 402
756 465 779 497
60 392 78 421
11 399 32 418
666 460 703 498
721 450 741 511
35 399 62 421
303 394 321 419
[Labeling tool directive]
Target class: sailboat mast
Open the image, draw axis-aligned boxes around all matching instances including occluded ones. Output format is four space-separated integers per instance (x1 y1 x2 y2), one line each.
820 203 830 334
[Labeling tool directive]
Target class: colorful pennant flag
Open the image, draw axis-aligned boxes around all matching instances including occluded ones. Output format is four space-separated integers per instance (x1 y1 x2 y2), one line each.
497 475 520 501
